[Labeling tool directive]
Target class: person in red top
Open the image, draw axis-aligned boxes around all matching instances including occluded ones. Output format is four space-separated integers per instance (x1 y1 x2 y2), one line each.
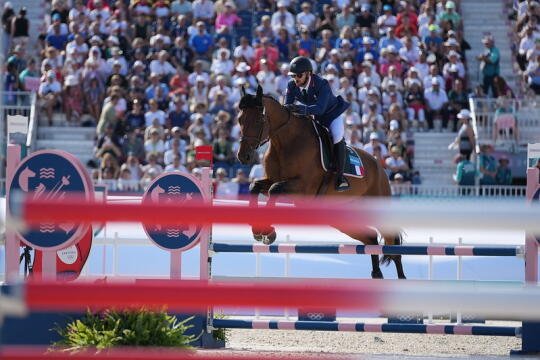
252 37 279 73
396 2 418 28
395 14 417 37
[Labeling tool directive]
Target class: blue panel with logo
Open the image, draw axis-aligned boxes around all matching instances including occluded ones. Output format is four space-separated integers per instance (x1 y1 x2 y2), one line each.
142 173 205 251
8 152 89 249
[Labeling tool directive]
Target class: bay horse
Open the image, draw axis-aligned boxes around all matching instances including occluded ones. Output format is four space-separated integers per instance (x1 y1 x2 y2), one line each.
236 85 405 279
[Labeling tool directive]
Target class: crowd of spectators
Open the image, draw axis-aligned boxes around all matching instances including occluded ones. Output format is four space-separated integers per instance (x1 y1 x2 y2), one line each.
515 0 540 95
2 0 478 195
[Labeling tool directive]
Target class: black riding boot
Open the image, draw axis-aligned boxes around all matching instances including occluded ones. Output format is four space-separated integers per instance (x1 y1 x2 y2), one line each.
334 139 350 192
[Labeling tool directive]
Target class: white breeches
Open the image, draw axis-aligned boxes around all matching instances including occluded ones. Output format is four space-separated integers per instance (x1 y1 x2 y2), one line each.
329 118 344 144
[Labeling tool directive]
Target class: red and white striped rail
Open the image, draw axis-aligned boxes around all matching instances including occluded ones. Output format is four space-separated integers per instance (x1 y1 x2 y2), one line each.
11 195 540 232
12 279 540 321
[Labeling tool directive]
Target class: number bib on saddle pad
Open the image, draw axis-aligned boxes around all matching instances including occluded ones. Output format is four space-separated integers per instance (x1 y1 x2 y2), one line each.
311 121 366 178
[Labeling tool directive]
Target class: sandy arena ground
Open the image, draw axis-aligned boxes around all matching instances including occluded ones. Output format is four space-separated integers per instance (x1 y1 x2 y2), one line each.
225 321 522 357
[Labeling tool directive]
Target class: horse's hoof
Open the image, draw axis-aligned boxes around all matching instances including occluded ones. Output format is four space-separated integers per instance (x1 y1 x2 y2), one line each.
398 275 407 280
253 233 263 242
262 230 277 245
371 270 384 279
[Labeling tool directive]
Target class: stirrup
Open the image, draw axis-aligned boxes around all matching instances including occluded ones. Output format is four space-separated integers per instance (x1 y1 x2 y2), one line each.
335 176 350 192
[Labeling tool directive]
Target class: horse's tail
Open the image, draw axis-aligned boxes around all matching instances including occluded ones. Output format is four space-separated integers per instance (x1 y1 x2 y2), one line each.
380 230 405 265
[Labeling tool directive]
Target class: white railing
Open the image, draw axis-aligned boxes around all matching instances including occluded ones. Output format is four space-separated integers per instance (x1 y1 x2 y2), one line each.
469 97 540 144
91 179 527 198
390 184 526 197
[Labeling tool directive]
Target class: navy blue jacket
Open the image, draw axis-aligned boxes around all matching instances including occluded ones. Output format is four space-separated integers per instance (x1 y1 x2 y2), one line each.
284 74 350 127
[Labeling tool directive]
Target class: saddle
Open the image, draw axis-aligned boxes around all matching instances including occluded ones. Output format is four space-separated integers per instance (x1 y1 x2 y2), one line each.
310 120 365 178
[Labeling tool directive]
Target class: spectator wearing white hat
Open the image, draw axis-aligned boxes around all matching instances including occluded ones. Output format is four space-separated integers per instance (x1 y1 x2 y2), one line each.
106 47 128 76
271 1 295 36
423 64 444 90
442 50 465 79
363 132 388 157
38 70 62 126
381 66 404 92
232 61 257 89
357 77 379 105
320 48 342 74
337 76 357 101
210 48 234 76
424 77 448 130
341 61 357 86
357 60 381 88
187 60 210 86
189 75 209 110
256 59 277 96
209 75 232 103
437 1 461 30
63 74 83 125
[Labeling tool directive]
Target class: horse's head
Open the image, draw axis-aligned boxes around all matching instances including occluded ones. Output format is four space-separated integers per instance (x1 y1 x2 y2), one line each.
236 85 266 165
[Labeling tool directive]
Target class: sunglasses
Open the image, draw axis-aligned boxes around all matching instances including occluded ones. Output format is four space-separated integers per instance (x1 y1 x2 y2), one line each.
291 73 304 79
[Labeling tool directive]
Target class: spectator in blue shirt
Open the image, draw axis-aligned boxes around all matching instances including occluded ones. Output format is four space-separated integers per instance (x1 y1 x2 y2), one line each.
145 72 169 101
379 27 403 52
46 17 68 50
356 36 380 63
423 24 443 54
189 21 214 60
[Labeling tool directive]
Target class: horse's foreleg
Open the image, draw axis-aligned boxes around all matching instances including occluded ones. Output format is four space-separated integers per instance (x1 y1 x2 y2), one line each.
259 181 289 245
249 179 273 241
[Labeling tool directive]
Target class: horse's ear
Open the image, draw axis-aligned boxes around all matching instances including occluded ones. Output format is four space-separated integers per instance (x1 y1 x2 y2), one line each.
256 84 263 99
241 85 246 97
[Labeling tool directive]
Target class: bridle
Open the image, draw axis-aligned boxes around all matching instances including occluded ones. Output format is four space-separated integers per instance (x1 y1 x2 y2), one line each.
239 100 293 152
239 104 268 152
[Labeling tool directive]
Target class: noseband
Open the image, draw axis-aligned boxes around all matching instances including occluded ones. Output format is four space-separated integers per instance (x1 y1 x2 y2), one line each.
239 105 268 152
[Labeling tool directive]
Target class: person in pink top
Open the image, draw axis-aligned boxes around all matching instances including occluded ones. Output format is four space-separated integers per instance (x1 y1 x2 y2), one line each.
215 2 241 33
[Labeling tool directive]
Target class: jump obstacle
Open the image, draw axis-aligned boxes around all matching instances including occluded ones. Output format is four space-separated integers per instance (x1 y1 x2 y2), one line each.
2 145 540 354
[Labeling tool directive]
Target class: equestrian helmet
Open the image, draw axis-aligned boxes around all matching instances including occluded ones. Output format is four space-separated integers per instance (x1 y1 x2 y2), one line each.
288 56 313 75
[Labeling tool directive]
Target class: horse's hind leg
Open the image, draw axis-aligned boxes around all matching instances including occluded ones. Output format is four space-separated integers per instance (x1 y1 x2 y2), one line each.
393 255 406 279
345 228 383 279
381 232 407 279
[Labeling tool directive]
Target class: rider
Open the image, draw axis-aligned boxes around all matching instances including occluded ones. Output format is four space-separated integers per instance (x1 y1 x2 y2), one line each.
284 56 351 192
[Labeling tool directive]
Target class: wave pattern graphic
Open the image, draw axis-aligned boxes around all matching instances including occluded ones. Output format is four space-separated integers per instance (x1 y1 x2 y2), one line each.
167 186 182 195
40 223 55 233
39 168 55 179
166 228 181 238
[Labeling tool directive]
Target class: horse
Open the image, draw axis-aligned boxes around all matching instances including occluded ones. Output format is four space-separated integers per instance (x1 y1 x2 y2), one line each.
235 85 406 279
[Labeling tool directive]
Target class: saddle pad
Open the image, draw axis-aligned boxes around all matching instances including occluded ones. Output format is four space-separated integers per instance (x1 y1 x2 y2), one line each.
312 122 366 179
